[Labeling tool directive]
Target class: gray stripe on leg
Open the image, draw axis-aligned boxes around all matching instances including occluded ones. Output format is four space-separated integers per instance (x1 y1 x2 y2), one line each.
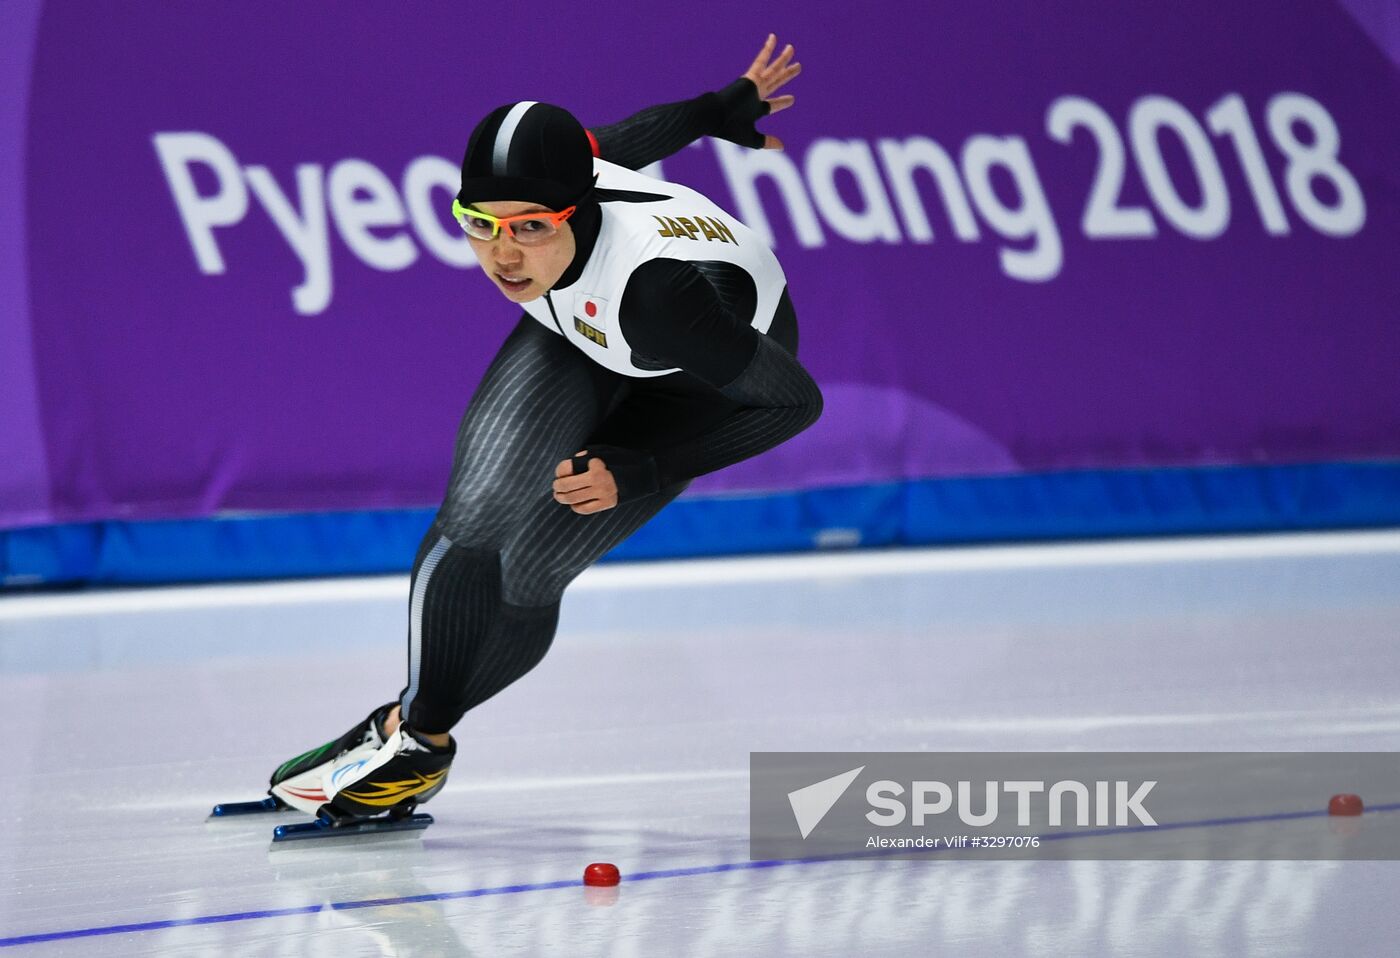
400 535 452 722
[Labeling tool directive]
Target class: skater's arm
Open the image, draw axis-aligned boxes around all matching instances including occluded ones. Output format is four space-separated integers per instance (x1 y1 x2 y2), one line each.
593 259 822 502
648 329 822 489
587 35 800 169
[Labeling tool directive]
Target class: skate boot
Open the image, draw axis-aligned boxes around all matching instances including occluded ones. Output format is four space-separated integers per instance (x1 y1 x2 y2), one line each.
320 725 455 824
267 703 396 815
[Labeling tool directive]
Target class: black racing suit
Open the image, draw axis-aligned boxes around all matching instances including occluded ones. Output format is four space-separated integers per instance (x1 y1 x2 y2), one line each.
401 82 823 733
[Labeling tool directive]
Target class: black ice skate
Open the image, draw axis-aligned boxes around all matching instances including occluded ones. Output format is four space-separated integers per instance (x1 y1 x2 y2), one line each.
208 702 393 820
268 703 396 814
270 726 455 843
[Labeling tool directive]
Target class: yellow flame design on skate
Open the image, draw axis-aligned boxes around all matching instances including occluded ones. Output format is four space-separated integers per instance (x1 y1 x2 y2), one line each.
340 770 448 807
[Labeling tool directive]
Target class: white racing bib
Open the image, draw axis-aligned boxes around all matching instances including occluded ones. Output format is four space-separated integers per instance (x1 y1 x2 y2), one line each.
521 159 787 377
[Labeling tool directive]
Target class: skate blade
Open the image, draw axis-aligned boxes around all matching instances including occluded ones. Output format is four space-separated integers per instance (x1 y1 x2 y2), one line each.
209 797 287 818
272 812 434 844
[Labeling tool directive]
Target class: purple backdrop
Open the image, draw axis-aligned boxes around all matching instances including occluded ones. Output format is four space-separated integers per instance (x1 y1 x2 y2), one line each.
3 0 1398 530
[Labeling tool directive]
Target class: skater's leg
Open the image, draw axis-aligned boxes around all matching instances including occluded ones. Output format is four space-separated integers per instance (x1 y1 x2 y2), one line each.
395 316 624 733
398 477 690 732
266 318 607 809
398 351 777 731
392 310 778 733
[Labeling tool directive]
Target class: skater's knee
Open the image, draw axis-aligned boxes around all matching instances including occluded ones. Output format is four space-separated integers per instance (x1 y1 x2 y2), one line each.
433 499 505 547
434 476 545 546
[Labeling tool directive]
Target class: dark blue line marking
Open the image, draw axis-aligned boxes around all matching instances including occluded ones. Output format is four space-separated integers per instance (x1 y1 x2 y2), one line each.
1033 800 1400 842
4 802 1397 949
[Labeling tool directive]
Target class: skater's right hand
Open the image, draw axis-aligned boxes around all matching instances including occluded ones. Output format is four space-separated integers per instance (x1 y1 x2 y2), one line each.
553 451 619 515
553 445 661 511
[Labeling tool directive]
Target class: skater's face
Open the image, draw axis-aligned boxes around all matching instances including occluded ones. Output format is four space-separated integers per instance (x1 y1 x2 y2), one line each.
464 201 576 303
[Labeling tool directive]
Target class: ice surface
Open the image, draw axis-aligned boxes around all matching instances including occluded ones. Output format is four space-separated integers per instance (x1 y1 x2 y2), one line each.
2 532 1399 955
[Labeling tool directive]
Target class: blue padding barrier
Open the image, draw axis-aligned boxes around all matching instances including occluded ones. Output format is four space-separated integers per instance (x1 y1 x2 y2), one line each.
3 461 1398 588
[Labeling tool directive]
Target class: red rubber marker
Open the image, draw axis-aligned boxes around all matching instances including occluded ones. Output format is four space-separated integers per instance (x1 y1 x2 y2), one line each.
1328 794 1364 816
583 862 621 886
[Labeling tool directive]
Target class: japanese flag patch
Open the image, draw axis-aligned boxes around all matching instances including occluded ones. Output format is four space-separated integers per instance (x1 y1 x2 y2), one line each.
573 294 609 347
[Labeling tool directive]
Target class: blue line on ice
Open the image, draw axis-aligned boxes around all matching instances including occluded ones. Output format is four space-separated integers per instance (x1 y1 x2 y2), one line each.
3 802 1397 948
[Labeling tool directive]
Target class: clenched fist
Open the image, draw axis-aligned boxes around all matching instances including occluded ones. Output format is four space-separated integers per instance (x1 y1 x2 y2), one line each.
553 450 619 514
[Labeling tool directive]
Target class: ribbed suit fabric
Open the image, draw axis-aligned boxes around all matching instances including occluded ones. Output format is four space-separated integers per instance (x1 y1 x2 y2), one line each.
401 287 815 734
591 96 723 170
400 319 688 733
651 292 819 485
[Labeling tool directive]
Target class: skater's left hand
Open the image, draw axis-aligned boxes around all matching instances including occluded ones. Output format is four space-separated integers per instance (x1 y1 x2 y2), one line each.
742 34 800 125
553 451 618 514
